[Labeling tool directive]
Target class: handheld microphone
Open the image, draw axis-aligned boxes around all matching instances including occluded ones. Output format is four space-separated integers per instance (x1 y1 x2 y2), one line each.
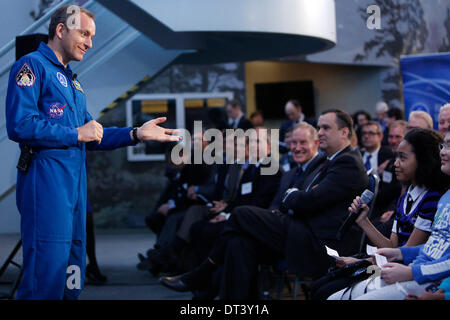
336 189 374 240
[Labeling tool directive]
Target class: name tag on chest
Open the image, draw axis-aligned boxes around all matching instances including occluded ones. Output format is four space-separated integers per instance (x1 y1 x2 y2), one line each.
241 182 252 195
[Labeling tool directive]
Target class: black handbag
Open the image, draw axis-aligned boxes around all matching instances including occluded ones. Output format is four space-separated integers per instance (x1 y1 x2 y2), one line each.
325 257 373 282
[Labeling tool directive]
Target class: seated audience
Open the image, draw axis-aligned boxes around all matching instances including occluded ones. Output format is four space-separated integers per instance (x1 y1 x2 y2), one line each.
327 128 450 300
140 130 281 275
159 109 368 300
139 132 216 270
188 128 282 288
311 128 448 300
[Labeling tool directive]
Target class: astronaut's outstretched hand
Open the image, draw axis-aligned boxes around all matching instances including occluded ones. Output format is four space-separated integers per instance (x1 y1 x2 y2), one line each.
137 117 181 142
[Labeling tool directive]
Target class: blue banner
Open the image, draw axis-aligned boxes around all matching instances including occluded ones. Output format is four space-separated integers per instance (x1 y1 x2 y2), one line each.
400 53 450 129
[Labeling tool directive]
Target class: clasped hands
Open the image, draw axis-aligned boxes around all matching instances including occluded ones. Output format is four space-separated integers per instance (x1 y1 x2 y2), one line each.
208 200 228 223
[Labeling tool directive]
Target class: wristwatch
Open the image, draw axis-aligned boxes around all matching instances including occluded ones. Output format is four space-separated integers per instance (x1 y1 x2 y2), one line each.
132 127 140 143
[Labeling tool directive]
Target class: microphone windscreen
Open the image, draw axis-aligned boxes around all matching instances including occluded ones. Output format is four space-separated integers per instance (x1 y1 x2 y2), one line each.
360 189 374 204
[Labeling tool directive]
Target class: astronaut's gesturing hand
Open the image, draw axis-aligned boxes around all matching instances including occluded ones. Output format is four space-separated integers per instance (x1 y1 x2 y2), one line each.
136 117 181 142
77 120 104 144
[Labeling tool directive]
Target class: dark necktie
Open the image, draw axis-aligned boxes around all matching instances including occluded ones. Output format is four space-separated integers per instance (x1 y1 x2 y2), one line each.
305 159 330 192
289 165 304 188
318 159 330 173
405 194 414 214
365 154 372 171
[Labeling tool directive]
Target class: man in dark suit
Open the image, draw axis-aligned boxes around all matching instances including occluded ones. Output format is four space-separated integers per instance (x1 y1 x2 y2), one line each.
225 99 253 130
160 112 367 299
279 99 317 143
360 121 401 220
270 123 323 210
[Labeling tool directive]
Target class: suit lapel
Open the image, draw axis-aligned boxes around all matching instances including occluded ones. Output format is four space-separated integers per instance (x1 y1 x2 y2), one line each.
304 146 352 191
295 155 325 190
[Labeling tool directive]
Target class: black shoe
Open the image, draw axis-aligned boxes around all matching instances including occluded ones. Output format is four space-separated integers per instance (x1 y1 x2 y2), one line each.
136 255 153 271
159 260 215 293
136 254 162 276
86 264 107 285
159 274 191 292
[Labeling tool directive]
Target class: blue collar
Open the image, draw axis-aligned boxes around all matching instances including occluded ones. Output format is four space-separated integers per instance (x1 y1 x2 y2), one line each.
38 42 73 75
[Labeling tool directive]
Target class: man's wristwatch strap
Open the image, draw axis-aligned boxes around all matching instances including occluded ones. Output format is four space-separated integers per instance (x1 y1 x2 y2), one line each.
132 127 140 142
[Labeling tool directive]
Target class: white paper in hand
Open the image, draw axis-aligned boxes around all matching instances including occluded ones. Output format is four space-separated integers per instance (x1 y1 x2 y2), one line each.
375 253 388 267
366 244 378 256
325 246 340 259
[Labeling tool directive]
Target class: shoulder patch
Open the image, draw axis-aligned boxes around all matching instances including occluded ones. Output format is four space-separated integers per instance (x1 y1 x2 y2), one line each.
56 72 68 87
16 63 36 87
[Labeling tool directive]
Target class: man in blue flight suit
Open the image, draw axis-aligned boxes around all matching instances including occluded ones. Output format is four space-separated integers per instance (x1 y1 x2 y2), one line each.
5 5 180 299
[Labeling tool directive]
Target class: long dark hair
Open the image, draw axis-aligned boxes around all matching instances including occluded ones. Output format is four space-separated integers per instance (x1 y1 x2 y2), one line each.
404 128 450 192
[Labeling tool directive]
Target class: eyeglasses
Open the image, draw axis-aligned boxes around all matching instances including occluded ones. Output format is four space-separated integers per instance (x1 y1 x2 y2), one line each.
439 142 450 151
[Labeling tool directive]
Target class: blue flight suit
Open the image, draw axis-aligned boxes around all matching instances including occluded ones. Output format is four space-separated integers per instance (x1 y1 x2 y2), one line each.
5 42 136 299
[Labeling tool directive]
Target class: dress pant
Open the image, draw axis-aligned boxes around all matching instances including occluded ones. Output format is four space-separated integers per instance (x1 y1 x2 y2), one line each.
190 220 226 262
177 205 213 242
155 209 186 248
208 206 334 300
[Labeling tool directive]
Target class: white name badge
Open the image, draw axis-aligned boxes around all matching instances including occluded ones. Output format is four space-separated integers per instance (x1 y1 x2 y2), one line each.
382 171 393 184
241 182 252 195
282 163 291 172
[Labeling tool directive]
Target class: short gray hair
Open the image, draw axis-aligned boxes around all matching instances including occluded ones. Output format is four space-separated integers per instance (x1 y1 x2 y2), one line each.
48 5 95 40
408 111 433 129
292 122 318 141
439 103 450 116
